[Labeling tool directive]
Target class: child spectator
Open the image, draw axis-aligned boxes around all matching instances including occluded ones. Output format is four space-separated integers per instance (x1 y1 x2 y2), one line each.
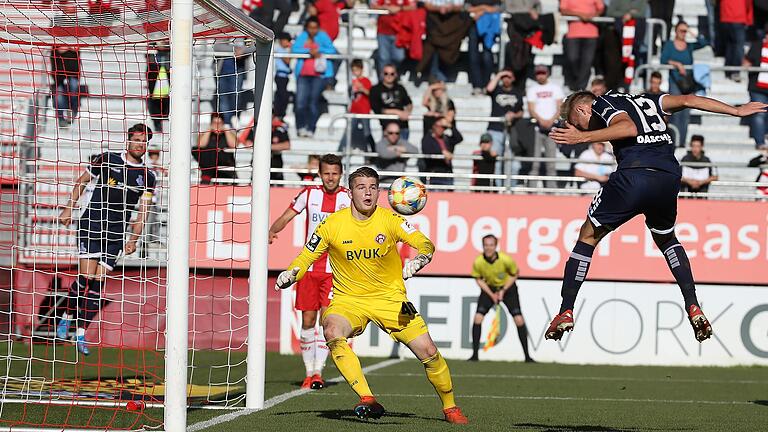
339 59 373 152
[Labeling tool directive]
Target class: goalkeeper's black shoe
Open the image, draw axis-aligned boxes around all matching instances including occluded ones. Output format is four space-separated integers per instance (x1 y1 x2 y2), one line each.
467 354 478 362
354 396 385 420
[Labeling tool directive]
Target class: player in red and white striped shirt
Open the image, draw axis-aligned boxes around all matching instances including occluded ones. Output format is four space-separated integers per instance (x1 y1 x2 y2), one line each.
269 154 350 389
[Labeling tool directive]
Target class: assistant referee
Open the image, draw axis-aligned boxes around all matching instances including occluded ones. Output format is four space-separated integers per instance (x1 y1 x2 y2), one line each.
469 234 534 362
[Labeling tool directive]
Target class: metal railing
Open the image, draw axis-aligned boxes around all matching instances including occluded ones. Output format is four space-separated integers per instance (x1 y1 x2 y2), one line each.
631 63 767 93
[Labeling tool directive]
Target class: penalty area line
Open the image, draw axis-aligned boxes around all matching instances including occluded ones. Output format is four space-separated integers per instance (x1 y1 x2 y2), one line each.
186 358 402 432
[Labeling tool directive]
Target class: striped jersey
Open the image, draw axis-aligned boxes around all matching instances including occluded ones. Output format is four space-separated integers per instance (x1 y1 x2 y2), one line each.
289 185 350 273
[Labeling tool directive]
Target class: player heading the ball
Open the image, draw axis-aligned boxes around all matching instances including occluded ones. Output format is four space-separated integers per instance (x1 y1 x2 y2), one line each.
275 166 468 424
545 90 767 343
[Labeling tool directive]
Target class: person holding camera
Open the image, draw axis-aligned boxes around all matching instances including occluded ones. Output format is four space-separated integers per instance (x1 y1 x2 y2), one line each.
194 112 237 184
661 20 708 146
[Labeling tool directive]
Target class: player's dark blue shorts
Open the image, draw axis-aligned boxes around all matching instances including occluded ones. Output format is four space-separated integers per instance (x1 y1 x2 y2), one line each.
588 168 680 234
77 219 124 271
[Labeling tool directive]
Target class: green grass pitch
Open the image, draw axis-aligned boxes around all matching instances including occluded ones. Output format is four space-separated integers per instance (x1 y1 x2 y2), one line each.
1 346 766 431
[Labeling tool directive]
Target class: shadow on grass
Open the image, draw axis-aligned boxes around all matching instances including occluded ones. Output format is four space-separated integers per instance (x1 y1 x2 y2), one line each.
750 400 768 406
513 423 692 432
273 409 439 424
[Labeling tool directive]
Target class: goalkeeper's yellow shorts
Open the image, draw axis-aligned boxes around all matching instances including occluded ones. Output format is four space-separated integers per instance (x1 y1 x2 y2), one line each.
322 295 428 344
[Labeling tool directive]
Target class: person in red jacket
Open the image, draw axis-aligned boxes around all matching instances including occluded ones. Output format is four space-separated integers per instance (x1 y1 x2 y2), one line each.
719 0 753 82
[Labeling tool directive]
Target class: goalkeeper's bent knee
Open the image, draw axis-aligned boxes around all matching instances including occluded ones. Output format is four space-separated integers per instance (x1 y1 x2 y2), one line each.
421 351 456 409
327 337 373 398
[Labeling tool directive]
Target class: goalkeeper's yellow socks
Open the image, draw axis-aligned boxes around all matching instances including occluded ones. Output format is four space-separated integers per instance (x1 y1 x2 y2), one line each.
326 337 373 397
421 351 456 409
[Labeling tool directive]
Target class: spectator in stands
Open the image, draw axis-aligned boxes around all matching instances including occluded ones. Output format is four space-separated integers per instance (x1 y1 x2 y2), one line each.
744 31 768 149
573 141 615 190
50 45 81 128
647 70 664 95
307 0 344 41
375 122 418 182
467 0 501 94
560 0 605 92
274 32 293 119
297 154 321 182
247 0 291 35
680 134 717 195
661 20 708 146
502 0 541 92
214 41 249 126
339 59 374 152
193 113 237 184
146 42 170 133
648 0 675 52
292 16 337 137
370 64 413 140
589 77 607 97
602 0 647 91
748 147 768 196
719 0 753 82
472 133 497 188
422 77 457 133
243 114 291 182
527 65 563 188
421 116 456 187
485 69 524 185
371 0 415 74
420 0 471 81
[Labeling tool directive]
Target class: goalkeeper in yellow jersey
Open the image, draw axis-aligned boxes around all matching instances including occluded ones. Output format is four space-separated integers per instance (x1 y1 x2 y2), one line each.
275 167 468 424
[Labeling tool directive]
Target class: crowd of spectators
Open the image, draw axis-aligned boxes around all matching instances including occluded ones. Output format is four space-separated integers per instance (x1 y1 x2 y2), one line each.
39 0 768 194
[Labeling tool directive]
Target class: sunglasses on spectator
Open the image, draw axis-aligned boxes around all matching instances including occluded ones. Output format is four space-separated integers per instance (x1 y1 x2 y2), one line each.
385 131 400 135
383 71 396 76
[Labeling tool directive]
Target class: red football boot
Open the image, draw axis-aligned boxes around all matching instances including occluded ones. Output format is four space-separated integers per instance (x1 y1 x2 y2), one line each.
688 305 713 342
353 396 385 420
545 309 574 340
443 406 469 424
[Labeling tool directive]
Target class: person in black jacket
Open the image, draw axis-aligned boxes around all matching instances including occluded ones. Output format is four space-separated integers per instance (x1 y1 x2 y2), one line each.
421 116 460 187
50 46 81 128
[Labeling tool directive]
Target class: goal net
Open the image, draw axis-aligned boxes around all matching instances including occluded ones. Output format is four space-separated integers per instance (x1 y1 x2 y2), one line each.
0 1 273 430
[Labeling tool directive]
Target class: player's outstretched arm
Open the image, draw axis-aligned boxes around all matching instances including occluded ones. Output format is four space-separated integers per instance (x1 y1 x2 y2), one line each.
58 170 92 226
395 216 435 279
269 206 300 244
662 94 768 117
550 112 638 145
274 224 331 290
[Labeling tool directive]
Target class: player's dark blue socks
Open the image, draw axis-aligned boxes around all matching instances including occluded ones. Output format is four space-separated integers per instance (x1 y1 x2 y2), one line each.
81 278 102 329
64 275 87 319
559 241 595 314
659 237 700 309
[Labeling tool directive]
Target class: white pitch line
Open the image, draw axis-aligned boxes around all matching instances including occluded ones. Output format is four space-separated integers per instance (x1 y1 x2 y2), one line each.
186 358 402 432
306 392 758 406
367 372 768 385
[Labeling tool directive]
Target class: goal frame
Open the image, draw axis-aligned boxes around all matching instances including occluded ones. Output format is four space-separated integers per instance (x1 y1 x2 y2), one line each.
166 1 274 431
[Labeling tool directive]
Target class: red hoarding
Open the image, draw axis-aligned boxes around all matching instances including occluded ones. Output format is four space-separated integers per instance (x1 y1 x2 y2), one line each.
190 186 768 285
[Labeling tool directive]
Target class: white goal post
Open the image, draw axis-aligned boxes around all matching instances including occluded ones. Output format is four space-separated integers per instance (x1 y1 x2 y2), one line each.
167 0 274 430
0 0 274 431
